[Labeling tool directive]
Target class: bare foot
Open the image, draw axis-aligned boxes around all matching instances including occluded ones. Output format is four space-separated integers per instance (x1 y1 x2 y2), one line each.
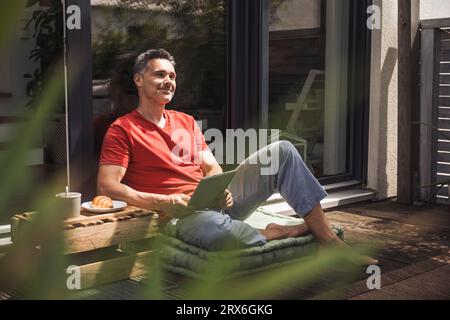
303 204 378 266
265 223 310 238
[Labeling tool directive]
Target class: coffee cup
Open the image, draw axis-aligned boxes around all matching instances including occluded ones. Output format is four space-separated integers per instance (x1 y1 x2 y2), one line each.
55 192 81 219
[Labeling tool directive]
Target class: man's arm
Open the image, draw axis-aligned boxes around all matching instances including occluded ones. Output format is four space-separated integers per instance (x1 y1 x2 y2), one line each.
199 150 222 177
198 150 233 209
97 164 195 218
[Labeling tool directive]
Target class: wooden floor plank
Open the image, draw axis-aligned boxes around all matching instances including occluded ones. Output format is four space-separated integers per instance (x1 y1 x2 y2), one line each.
350 265 450 300
4 200 446 300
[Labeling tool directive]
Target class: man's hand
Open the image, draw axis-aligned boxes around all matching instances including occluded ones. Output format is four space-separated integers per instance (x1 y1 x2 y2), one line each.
161 194 196 219
212 189 233 210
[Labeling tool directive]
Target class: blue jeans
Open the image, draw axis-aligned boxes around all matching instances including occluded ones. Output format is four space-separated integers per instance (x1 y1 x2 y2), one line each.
165 141 328 250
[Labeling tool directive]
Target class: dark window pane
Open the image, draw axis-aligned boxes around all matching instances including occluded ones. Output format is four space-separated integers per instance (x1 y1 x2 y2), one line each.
91 0 227 154
269 0 349 178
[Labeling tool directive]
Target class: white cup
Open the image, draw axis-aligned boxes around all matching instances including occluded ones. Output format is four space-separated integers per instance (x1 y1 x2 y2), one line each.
55 192 82 219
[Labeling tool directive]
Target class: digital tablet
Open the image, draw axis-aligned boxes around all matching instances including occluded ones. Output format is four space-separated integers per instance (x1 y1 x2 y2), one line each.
188 169 238 210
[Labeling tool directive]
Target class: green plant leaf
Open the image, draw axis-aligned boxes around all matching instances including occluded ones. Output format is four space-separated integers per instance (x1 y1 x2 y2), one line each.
26 0 39 8
0 62 64 218
183 244 368 300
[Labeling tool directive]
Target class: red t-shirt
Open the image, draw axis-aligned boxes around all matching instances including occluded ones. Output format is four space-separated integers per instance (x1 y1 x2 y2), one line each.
100 109 209 198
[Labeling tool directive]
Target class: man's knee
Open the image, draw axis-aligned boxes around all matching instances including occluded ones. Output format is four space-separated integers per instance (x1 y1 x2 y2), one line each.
273 140 302 161
176 213 238 250
197 217 237 250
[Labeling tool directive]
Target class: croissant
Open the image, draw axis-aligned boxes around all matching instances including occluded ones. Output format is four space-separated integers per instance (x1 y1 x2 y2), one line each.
92 196 113 209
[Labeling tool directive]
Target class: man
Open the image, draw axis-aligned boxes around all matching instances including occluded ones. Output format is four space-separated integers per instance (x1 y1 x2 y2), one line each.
98 49 377 264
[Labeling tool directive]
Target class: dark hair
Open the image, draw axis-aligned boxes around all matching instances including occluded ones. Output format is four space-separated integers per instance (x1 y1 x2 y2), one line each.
132 48 176 75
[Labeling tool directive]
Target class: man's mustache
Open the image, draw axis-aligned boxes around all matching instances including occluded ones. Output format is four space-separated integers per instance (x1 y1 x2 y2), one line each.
159 86 174 92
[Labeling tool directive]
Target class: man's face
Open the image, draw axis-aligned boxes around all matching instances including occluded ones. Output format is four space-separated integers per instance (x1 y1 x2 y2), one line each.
134 58 177 105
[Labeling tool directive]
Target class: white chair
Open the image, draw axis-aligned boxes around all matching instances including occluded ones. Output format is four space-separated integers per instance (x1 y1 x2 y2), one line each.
278 70 325 164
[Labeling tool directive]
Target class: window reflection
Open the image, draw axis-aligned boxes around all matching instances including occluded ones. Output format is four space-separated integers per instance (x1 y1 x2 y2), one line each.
91 0 227 154
269 0 349 178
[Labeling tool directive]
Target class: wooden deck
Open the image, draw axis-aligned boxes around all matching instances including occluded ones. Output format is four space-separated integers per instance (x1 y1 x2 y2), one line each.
164 200 450 300
1 199 448 300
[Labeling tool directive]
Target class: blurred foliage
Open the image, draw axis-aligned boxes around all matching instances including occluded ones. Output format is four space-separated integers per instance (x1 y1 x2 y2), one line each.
0 0 68 298
182 245 365 300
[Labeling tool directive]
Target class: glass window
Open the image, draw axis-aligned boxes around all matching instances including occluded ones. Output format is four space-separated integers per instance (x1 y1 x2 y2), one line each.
90 0 227 155
0 1 66 222
269 0 350 178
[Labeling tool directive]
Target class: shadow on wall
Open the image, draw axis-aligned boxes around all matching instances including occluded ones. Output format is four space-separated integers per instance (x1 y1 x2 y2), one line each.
378 47 398 195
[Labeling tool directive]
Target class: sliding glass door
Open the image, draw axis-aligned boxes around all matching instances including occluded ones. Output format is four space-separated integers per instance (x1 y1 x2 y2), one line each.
268 0 368 181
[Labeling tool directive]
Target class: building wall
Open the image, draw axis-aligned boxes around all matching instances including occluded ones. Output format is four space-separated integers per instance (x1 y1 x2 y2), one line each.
367 0 449 200
420 0 450 20
368 0 398 199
